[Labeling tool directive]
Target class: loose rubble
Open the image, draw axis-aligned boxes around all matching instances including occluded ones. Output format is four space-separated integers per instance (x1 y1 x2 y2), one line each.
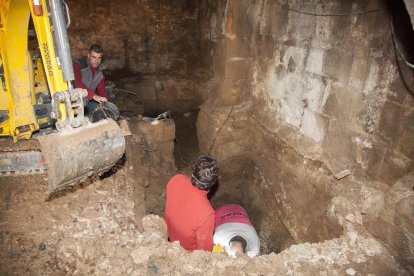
0 162 408 274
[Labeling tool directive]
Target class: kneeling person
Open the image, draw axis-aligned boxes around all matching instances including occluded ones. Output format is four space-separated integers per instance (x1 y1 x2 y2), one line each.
213 204 260 257
165 156 219 252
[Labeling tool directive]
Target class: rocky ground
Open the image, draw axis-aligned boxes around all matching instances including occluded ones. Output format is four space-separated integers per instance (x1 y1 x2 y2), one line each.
0 170 407 274
0 113 409 275
0 87 410 275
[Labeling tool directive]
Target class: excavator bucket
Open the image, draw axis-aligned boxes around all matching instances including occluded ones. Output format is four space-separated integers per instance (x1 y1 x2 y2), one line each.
37 119 125 196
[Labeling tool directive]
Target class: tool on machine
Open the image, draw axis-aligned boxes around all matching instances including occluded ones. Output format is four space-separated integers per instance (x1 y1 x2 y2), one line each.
0 0 126 197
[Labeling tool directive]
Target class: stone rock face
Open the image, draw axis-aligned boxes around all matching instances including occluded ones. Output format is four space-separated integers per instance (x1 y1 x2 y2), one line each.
196 0 414 271
0 100 410 274
3 0 410 273
364 175 414 271
126 118 177 215
68 0 207 114
68 0 201 77
118 76 203 114
403 0 414 30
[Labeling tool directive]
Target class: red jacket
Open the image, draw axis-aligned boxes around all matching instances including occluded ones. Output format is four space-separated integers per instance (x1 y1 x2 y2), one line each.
165 174 215 252
73 62 107 100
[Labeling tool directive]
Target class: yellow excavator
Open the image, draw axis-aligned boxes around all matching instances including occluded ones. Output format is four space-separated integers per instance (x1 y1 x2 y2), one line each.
0 0 126 196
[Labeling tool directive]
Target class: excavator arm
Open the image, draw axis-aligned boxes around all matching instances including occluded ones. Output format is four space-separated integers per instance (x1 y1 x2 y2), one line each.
0 0 126 196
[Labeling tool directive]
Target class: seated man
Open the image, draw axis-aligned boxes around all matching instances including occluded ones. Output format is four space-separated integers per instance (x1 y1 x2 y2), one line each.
165 156 219 252
213 204 260 257
73 44 119 122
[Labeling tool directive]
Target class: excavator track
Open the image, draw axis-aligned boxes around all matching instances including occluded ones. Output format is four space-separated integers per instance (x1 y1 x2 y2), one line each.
0 138 46 176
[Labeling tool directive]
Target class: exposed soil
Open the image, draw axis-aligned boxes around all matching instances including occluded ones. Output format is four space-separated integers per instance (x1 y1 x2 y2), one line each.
0 90 409 275
0 155 406 274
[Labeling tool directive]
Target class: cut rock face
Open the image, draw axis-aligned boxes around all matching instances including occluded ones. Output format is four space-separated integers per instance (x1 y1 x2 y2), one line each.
2 0 414 273
0 117 410 274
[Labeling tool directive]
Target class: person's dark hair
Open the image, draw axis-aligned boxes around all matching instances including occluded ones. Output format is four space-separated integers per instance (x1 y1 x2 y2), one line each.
89 44 103 54
229 235 247 253
190 156 219 190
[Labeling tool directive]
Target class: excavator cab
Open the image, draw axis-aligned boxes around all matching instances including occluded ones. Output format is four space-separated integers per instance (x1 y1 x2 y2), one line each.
0 0 126 196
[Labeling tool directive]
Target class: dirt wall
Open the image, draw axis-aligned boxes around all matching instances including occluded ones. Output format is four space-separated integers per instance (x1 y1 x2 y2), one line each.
67 0 208 114
68 0 199 76
196 0 414 271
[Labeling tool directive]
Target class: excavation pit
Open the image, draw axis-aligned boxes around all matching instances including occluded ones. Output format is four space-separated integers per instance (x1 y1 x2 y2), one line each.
1 0 413 274
137 111 297 255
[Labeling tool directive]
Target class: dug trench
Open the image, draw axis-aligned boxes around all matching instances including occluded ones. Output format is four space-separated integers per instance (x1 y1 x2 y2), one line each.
141 109 296 255
1 0 414 272
0 91 410 274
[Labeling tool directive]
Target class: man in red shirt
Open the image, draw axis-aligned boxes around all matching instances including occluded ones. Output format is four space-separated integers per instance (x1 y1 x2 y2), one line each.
73 44 109 119
165 156 219 252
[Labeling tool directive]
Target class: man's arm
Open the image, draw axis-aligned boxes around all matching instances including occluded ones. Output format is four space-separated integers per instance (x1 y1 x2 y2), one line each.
195 213 215 251
73 62 97 100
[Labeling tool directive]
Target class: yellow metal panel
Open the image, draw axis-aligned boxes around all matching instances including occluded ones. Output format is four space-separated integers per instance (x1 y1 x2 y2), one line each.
0 120 11 137
0 0 39 140
0 0 77 140
30 0 68 121
0 57 8 110
0 0 12 121
33 56 48 95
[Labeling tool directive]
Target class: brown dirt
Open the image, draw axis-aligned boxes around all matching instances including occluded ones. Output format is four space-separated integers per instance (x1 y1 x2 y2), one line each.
0 163 406 274
0 93 409 274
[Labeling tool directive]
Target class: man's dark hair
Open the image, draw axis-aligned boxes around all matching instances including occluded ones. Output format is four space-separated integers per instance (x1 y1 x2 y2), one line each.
190 156 219 190
229 235 247 253
89 44 103 54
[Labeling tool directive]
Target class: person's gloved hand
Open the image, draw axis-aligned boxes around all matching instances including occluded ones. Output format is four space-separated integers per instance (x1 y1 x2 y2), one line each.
212 244 223 253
